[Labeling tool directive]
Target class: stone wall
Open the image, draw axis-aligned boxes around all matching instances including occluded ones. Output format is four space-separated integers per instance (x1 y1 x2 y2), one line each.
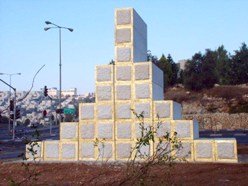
184 113 248 131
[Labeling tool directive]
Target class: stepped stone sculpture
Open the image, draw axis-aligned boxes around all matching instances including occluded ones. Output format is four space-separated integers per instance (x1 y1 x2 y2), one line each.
26 8 237 163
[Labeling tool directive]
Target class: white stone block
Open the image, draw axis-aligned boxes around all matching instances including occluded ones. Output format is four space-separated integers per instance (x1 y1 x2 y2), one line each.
154 102 170 118
152 83 164 100
96 85 112 101
98 123 113 139
173 120 199 139
116 85 131 100
135 84 150 99
116 47 131 62
80 104 94 120
44 141 59 160
156 121 171 138
80 124 94 139
153 101 182 120
117 123 132 139
98 143 113 159
135 102 150 118
116 9 131 25
215 139 237 162
60 122 78 140
115 28 131 43
117 143 132 158
135 64 150 80
194 139 214 161
116 66 131 80
176 141 193 160
116 104 131 119
80 142 95 159
61 143 76 159
96 66 112 82
97 105 112 119
152 63 164 87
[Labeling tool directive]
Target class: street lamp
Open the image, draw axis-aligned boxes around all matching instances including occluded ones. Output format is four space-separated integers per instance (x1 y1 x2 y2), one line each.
44 21 73 114
0 73 21 132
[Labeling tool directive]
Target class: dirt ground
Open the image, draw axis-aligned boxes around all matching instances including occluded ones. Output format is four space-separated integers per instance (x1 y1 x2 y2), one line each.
0 145 247 186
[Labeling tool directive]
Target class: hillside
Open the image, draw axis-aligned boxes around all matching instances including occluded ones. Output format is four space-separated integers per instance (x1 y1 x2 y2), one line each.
164 85 248 130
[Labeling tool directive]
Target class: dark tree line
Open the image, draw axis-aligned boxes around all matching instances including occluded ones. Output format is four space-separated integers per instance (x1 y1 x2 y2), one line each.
149 43 248 91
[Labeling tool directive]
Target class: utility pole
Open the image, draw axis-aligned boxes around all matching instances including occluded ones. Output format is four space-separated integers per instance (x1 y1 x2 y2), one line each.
0 79 17 140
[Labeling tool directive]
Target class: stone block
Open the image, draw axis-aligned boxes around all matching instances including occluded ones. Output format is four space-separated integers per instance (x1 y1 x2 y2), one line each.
116 104 131 119
176 141 193 160
97 105 112 119
80 124 95 139
215 139 237 162
115 28 131 43
116 47 131 62
96 85 112 101
135 123 151 138
135 64 150 80
152 83 164 100
154 102 171 118
116 66 131 80
116 85 131 100
61 143 77 160
135 84 150 99
116 143 132 159
153 101 182 120
156 121 171 138
44 141 59 160
80 142 95 159
60 122 78 140
117 123 132 139
135 102 150 118
194 139 214 162
98 123 113 139
116 9 131 25
96 66 112 82
173 120 199 139
26 141 43 161
98 143 113 159
152 63 163 87
80 104 94 120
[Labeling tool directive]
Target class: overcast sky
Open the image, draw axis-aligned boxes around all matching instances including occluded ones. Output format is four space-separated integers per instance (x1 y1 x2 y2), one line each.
0 0 247 94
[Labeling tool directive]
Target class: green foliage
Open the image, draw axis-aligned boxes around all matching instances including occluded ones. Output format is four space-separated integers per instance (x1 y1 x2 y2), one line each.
156 54 179 89
229 43 248 85
183 43 248 91
117 109 185 185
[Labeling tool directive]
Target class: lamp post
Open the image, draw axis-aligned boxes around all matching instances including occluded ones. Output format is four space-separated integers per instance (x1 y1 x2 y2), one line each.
0 73 21 132
44 21 73 115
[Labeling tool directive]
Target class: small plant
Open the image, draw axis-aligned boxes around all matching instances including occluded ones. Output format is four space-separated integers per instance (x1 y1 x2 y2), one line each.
119 109 185 185
8 125 42 185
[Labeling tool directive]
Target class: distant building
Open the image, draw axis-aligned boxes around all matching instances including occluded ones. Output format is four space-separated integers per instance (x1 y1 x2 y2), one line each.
61 88 77 97
178 59 187 71
48 87 58 97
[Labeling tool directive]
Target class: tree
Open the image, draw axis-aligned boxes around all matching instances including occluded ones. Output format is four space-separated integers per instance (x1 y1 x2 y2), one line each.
215 45 231 85
168 54 179 86
201 49 218 88
229 43 248 85
183 53 203 90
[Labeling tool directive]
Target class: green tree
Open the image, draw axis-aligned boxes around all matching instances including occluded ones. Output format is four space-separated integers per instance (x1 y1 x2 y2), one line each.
183 53 203 90
156 54 178 89
215 45 231 85
201 49 218 88
229 43 248 84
